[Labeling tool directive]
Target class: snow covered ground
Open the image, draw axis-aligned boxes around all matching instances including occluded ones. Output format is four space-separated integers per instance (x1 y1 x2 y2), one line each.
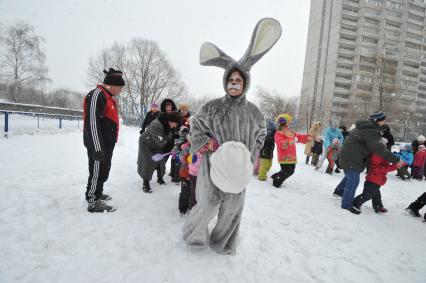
0 112 81 137
0 126 425 283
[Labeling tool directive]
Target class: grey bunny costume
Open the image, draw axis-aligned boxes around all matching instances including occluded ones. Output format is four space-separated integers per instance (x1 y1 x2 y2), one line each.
183 18 282 254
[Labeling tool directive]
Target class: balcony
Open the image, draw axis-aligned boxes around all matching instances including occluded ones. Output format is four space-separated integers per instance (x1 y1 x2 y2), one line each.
339 38 356 47
343 0 359 9
342 9 359 20
341 19 358 28
336 67 354 75
340 28 357 37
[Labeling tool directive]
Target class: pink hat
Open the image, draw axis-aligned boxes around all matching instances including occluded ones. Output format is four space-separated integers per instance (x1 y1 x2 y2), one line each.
151 103 159 109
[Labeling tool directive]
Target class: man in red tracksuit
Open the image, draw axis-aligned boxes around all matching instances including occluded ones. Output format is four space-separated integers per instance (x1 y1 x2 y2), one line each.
83 68 124 213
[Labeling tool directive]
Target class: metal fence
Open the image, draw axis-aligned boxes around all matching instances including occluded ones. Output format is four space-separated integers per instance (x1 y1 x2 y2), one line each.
1 110 82 138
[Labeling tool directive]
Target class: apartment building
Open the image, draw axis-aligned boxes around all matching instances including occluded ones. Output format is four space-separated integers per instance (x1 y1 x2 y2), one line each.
299 0 426 140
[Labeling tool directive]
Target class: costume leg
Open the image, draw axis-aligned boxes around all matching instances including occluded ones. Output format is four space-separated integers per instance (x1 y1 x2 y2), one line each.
210 191 245 254
182 198 220 247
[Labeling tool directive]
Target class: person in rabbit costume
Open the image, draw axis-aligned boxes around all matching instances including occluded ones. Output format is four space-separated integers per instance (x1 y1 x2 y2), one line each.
182 18 282 254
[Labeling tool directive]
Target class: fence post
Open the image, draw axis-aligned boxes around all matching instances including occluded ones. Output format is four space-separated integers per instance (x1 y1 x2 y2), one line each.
59 117 62 129
4 112 9 138
37 115 40 133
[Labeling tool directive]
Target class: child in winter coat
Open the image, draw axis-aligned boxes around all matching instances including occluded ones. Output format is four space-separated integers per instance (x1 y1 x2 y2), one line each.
396 144 414 180
187 149 203 212
352 138 401 214
178 140 191 215
171 126 190 184
326 138 341 174
311 136 323 166
258 120 276 181
411 145 426 180
271 113 309 188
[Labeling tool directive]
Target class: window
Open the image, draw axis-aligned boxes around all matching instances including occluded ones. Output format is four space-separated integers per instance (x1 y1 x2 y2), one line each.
386 11 401 18
362 36 378 44
404 62 420 69
407 23 423 31
360 46 377 55
356 84 373 91
366 0 383 6
385 29 400 38
387 1 403 9
333 92 351 99
337 64 353 70
359 64 375 72
406 32 423 42
408 13 424 22
336 73 352 80
409 3 425 13
357 74 373 83
403 70 418 78
364 17 380 25
335 82 352 89
406 41 422 50
360 55 376 64
332 102 348 109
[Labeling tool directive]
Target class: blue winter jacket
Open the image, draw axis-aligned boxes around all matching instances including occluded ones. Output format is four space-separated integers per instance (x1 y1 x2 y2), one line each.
323 127 344 149
395 150 414 165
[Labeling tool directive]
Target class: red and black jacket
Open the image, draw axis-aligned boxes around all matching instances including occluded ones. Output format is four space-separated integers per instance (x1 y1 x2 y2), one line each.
83 85 119 153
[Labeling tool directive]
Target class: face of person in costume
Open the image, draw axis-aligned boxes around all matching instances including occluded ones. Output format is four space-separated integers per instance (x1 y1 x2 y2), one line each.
227 71 244 97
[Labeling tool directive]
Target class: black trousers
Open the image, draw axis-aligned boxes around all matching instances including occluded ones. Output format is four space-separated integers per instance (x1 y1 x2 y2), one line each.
353 180 383 209
178 178 191 214
85 144 115 203
272 164 296 186
410 192 426 210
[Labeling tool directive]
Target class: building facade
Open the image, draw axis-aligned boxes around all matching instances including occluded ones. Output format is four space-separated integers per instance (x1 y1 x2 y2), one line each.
299 0 426 140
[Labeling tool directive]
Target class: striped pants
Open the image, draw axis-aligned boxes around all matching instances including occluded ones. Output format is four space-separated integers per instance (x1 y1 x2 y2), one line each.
85 144 115 203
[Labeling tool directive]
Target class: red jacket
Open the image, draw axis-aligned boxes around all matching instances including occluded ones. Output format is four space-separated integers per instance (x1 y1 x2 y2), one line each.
275 127 309 164
366 153 398 186
412 150 426 167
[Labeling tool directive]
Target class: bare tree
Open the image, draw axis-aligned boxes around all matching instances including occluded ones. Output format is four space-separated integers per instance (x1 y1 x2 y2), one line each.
255 86 299 121
373 54 398 111
0 21 50 102
87 38 187 125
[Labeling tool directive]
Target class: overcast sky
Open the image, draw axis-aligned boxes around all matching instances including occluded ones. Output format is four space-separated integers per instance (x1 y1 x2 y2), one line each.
1 0 310 99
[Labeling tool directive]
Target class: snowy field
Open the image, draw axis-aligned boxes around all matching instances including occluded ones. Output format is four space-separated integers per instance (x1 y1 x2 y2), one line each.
0 125 425 283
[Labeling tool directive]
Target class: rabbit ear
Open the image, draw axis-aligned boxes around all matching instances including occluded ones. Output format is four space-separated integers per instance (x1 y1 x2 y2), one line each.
199 42 234 69
239 18 282 70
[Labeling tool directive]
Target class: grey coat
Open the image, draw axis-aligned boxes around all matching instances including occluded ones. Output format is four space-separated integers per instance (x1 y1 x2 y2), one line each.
137 119 170 181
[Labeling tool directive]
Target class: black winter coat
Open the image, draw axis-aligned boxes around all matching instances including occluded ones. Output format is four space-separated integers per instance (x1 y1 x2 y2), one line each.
259 130 276 159
339 120 400 172
140 111 159 133
312 140 323 155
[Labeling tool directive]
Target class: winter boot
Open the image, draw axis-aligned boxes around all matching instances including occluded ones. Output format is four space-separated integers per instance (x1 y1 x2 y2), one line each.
157 177 166 185
142 180 153 193
100 194 112 201
374 207 388 214
405 202 421 217
87 200 116 213
325 166 333 175
333 189 342 198
271 172 283 188
335 168 341 173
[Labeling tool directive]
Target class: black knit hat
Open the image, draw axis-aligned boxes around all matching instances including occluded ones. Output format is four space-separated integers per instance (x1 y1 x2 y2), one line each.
165 111 181 124
103 68 125 86
369 111 386 122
